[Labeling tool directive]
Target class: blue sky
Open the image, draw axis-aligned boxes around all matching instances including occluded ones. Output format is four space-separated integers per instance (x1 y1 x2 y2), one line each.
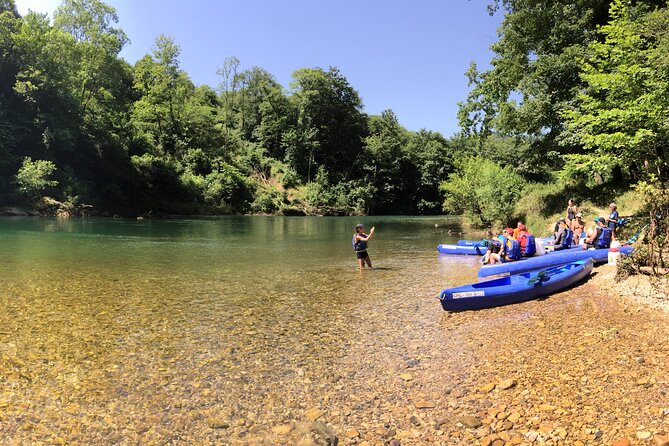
15 0 503 137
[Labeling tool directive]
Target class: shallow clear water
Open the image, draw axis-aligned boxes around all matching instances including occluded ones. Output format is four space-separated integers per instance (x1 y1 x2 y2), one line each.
0 215 483 443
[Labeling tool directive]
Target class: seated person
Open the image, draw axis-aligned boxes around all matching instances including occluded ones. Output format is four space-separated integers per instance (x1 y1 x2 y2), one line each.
513 221 527 240
553 217 566 240
482 229 507 264
552 220 570 251
583 217 607 249
487 228 521 264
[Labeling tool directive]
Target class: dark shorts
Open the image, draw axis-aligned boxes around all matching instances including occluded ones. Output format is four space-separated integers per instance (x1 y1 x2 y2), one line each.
356 250 368 259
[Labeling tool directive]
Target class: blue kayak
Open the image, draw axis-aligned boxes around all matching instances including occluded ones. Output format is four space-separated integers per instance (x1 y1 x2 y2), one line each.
439 259 594 311
438 244 487 256
478 246 633 278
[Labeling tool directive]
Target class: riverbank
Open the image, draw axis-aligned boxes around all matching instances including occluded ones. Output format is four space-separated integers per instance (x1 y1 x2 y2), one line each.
251 264 669 446
182 264 669 446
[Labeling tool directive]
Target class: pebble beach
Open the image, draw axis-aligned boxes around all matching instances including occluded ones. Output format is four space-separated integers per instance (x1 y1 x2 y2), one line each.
218 265 669 446
1 247 667 446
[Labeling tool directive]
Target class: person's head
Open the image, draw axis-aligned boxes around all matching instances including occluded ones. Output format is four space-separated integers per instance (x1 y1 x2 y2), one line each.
597 217 606 226
576 212 582 219
568 199 574 206
506 227 514 236
609 202 617 210
355 223 364 233
558 217 566 225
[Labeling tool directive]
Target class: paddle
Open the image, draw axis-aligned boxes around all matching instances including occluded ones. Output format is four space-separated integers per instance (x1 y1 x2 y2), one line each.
527 265 565 285
526 260 589 285
527 270 549 285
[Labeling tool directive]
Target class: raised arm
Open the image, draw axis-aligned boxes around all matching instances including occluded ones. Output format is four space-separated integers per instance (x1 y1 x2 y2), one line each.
361 226 375 241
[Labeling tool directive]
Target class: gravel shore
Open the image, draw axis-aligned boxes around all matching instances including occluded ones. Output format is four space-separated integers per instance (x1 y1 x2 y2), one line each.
250 264 669 446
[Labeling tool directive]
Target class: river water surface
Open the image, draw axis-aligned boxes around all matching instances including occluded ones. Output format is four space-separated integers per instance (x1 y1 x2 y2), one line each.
3 216 669 446
0 216 478 444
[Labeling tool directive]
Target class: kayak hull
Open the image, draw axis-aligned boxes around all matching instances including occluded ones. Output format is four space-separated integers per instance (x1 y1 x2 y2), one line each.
440 259 594 311
477 246 632 278
438 244 487 256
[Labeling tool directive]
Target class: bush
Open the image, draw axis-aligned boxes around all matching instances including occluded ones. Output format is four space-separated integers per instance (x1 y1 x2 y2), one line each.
440 157 526 228
15 157 58 201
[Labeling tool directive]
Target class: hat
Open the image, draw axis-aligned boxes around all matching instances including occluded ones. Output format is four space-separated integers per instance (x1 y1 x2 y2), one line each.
598 217 606 224
576 212 582 217
609 203 617 209
355 223 364 229
558 217 566 222
506 227 514 233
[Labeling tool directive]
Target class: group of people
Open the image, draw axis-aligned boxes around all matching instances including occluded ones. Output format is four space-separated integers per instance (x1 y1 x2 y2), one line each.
481 200 620 265
482 222 534 265
352 200 621 269
560 200 619 250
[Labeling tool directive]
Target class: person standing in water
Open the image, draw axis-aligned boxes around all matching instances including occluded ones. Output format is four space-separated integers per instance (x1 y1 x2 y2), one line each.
353 224 375 269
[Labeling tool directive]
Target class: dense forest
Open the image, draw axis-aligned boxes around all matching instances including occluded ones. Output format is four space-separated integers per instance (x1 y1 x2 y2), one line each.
0 0 667 242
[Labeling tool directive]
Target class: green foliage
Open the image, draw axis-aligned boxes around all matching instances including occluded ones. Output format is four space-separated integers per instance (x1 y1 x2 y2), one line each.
2 0 565 218
201 164 251 213
363 110 415 213
406 130 453 214
562 0 669 185
250 187 284 214
15 157 58 200
287 67 367 182
440 157 526 228
631 178 669 270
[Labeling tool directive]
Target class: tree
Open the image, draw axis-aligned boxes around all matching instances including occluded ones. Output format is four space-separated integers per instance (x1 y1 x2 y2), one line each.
562 0 669 184
132 34 192 156
53 0 129 117
440 157 526 227
458 0 664 169
216 56 240 135
363 110 414 213
562 0 669 272
287 67 367 182
406 130 453 214
15 157 58 201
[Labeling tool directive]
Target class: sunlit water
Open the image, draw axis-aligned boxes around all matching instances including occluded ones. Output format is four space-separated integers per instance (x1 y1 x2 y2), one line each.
0 216 482 443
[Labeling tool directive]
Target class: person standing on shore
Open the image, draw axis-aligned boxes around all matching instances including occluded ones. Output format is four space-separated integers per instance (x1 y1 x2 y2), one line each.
566 199 578 226
607 203 619 238
353 224 375 270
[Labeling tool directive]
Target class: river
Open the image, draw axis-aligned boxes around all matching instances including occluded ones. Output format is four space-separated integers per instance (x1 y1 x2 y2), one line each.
0 215 479 444
2 216 668 445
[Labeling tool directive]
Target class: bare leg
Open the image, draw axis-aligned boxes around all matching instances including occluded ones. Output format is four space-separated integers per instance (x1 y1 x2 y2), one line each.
358 258 365 270
365 255 372 268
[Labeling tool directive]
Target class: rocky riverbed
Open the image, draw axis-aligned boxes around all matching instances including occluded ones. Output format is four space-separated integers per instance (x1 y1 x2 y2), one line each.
218 265 669 446
1 261 667 446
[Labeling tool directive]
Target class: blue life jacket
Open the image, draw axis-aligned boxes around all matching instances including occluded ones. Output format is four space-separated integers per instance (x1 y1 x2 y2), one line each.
506 238 521 260
596 227 613 248
522 234 536 257
562 228 574 248
352 235 367 252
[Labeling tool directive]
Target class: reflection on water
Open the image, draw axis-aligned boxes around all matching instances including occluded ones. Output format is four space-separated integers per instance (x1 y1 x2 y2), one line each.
0 216 478 443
